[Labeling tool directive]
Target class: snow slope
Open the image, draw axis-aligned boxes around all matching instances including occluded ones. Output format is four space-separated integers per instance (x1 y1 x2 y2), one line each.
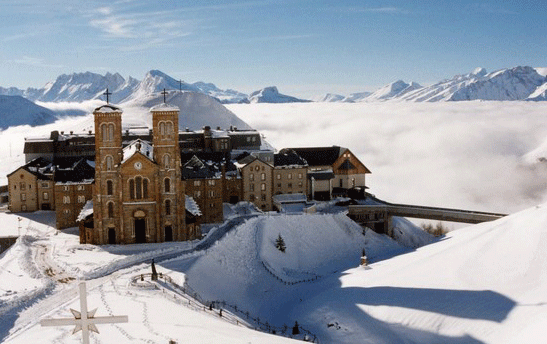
122 90 253 130
0 96 57 129
291 203 547 343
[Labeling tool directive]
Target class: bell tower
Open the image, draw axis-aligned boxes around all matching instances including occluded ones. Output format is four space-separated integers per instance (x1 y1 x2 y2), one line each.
93 89 123 244
150 89 186 241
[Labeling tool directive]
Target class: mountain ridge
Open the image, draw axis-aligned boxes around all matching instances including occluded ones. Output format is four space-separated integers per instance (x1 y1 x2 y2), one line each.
1 66 547 104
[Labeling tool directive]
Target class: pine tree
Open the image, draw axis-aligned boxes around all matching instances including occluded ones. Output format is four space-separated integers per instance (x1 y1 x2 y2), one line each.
275 234 286 252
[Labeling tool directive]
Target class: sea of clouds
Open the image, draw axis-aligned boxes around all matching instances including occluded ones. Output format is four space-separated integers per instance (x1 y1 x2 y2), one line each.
227 101 547 215
2 101 547 219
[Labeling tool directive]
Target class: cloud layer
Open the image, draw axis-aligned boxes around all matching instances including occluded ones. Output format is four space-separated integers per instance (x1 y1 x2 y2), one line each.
227 101 547 215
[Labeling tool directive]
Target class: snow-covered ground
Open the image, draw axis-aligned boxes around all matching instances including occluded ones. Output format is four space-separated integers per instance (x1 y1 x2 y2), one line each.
0 204 432 343
2 199 547 343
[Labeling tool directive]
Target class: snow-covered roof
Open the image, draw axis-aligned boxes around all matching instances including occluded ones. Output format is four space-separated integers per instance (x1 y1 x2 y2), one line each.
211 130 229 138
185 195 202 217
150 103 179 112
122 139 154 163
94 104 122 113
272 193 308 204
76 200 94 222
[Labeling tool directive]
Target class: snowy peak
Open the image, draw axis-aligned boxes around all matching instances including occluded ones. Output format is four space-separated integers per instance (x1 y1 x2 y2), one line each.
27 71 139 103
248 86 310 103
366 80 422 101
319 65 547 102
312 93 346 102
448 66 546 101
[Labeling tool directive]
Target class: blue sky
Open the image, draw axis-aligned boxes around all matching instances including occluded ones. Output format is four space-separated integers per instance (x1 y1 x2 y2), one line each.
1 0 546 98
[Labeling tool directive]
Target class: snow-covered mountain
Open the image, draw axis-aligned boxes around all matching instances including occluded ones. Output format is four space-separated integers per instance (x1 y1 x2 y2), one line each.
0 70 251 105
342 92 372 102
365 80 422 101
0 95 57 129
248 86 310 103
312 93 346 102
122 90 253 131
527 82 547 101
320 66 547 102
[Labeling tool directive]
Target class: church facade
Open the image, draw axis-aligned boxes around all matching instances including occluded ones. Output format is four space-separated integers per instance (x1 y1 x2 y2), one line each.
91 103 192 245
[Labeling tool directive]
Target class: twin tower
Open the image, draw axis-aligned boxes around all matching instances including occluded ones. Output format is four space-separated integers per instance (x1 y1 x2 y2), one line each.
91 103 195 245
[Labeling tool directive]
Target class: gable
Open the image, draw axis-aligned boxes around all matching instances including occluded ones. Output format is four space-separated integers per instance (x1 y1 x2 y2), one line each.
120 152 158 175
333 149 371 174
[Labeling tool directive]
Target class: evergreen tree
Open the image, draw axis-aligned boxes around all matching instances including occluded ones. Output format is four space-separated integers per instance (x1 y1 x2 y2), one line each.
275 234 286 252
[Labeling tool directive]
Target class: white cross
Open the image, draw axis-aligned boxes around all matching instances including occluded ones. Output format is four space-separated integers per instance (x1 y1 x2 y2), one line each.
41 282 128 344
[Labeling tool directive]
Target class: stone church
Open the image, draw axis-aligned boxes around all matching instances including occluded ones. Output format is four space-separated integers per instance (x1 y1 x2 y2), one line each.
91 102 193 245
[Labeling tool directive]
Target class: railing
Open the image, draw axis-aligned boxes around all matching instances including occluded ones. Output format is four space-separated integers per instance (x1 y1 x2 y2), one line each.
131 272 319 342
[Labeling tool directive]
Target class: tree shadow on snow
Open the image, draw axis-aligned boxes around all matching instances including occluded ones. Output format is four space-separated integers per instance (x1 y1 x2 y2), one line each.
303 278 517 344
347 286 515 322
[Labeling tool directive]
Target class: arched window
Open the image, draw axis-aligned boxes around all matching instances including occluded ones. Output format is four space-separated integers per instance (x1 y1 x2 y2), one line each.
129 179 135 199
108 123 114 141
166 121 173 135
163 154 170 169
129 177 149 200
106 180 113 195
164 178 171 193
105 156 113 171
135 177 142 199
143 179 148 198
165 199 171 215
101 124 108 142
159 122 165 135
107 202 114 218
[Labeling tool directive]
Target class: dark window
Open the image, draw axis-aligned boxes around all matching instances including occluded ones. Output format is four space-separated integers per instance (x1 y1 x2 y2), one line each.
129 179 135 199
135 177 142 199
107 180 113 195
143 179 148 198
164 178 170 193
108 202 114 218
165 199 171 215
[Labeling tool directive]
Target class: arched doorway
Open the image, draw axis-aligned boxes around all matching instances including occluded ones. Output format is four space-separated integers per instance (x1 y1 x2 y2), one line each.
165 225 173 242
133 210 147 244
135 219 146 243
108 227 116 244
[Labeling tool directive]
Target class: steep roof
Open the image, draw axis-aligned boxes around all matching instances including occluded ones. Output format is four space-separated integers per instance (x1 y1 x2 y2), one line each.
282 146 344 167
122 139 154 163
274 149 308 167
181 155 218 179
185 195 202 217
7 157 53 179
54 158 95 182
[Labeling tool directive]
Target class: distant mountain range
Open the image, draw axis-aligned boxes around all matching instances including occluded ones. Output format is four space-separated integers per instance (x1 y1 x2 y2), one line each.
316 66 547 102
1 66 546 107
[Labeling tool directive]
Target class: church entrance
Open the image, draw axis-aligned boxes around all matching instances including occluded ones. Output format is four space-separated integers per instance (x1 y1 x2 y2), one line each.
165 226 173 242
135 218 146 243
108 227 116 244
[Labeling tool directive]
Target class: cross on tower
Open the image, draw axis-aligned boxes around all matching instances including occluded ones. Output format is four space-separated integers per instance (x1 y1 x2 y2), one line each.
41 282 128 344
161 88 169 103
103 88 112 104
